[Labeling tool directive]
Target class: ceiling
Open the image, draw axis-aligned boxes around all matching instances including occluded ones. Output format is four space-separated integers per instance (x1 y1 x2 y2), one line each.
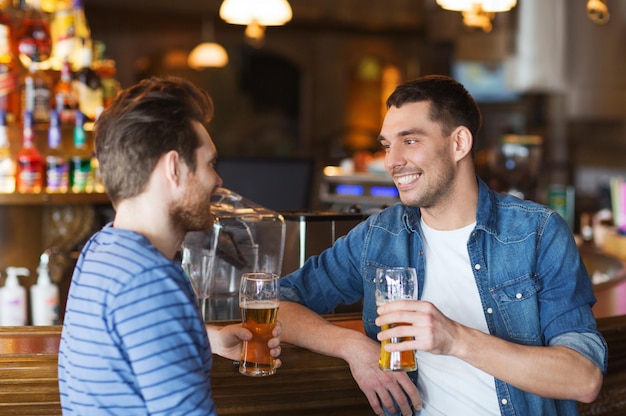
83 0 429 33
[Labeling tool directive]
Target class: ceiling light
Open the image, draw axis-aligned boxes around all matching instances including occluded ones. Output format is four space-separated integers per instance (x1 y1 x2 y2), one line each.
219 0 292 45
436 0 517 13
436 0 516 32
188 20 228 69
587 0 610 25
188 43 228 69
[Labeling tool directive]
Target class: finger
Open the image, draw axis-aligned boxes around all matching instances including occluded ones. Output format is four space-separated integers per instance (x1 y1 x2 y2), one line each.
398 376 422 411
363 389 387 416
237 327 253 341
272 321 282 337
269 345 281 357
377 389 402 416
273 358 282 369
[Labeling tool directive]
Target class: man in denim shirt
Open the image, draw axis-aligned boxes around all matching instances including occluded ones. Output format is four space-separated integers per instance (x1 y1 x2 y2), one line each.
279 75 606 415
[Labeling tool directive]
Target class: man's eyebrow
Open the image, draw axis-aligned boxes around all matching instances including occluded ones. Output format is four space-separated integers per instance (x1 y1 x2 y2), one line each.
378 128 425 142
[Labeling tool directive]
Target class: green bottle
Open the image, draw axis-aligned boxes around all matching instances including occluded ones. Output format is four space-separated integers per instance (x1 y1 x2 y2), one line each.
69 111 93 193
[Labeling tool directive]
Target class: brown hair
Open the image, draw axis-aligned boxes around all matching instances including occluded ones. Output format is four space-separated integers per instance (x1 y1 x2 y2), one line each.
94 76 214 205
386 75 482 150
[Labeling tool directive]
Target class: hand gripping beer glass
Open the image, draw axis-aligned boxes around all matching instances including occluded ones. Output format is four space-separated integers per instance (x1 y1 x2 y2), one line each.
375 267 418 372
239 272 280 377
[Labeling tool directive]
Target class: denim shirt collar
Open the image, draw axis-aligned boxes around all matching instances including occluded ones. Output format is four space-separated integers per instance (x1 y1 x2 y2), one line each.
400 176 493 234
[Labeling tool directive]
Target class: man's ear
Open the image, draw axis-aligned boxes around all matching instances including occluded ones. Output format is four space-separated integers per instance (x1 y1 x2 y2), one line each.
452 126 473 162
162 150 182 186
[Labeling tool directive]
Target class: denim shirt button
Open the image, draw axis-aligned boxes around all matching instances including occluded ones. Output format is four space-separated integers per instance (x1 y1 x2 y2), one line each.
486 307 493 314
516 293 522 299
474 263 481 270
501 398 508 405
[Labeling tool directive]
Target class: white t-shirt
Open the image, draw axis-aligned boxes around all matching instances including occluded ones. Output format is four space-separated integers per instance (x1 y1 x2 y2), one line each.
417 218 500 416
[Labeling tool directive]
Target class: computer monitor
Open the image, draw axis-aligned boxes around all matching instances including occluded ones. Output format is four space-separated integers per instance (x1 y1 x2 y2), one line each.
215 157 315 212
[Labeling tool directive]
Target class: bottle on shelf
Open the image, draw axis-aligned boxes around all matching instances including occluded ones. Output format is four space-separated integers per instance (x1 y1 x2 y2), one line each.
69 110 93 193
30 251 59 326
0 266 29 326
15 0 52 68
45 109 69 193
72 40 103 122
92 40 119 109
53 57 76 123
16 110 44 193
0 109 15 193
0 3 20 122
50 0 90 68
20 50 51 124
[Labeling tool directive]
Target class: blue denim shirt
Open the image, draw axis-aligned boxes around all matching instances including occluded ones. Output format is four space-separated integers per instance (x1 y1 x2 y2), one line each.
280 177 607 416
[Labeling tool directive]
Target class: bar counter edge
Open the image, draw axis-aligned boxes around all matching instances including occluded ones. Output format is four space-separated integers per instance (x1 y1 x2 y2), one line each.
1 313 625 416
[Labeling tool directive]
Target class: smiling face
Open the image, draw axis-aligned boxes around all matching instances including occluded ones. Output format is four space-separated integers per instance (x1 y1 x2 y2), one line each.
378 101 459 209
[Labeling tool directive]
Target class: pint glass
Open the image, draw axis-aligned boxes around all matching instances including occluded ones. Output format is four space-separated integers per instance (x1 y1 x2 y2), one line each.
239 272 280 377
375 267 418 372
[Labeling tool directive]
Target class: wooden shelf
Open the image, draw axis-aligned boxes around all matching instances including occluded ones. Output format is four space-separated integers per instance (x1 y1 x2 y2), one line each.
0 192 111 206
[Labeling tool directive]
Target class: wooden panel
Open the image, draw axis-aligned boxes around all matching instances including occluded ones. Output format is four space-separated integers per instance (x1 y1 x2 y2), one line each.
2 314 626 416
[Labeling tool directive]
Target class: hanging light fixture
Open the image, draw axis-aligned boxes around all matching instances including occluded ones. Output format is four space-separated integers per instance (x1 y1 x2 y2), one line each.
586 0 610 25
436 0 517 32
188 20 229 69
219 0 292 46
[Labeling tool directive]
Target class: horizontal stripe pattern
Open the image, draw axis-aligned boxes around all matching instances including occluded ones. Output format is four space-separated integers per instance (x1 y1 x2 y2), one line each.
59 225 216 415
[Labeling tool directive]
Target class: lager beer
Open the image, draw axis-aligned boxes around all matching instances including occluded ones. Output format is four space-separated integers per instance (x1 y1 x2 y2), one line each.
375 267 418 372
239 300 279 376
378 323 417 371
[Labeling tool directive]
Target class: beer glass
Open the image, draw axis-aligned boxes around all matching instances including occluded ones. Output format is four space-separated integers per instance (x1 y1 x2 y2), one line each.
239 272 280 377
375 267 418 372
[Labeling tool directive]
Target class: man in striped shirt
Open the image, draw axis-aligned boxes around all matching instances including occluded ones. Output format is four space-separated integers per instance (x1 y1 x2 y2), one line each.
58 76 282 415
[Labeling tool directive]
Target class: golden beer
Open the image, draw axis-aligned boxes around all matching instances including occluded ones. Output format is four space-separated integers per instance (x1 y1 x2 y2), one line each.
379 323 417 372
239 300 279 376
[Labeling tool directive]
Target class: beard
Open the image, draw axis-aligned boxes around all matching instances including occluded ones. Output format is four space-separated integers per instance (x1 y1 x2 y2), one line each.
170 177 216 233
400 157 456 209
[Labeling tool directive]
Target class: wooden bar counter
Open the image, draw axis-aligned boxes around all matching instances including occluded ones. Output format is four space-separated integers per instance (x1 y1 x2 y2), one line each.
2 299 626 416
0 314 373 416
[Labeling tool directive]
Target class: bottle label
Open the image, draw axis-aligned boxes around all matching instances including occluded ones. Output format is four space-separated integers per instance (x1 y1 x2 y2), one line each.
18 163 42 191
33 87 51 123
0 176 15 193
46 159 69 193
74 82 103 121
0 156 15 192
71 158 93 192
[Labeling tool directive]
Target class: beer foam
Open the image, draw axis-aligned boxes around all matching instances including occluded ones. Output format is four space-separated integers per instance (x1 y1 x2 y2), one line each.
241 300 280 309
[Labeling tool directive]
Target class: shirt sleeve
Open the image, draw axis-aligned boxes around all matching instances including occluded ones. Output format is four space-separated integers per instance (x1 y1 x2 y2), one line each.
279 218 370 313
538 211 608 372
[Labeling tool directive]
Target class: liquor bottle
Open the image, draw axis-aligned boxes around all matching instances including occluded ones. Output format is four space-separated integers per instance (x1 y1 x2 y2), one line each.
50 0 90 68
45 109 69 193
71 0 91 45
15 0 52 68
21 53 51 124
53 58 77 123
92 41 120 109
50 0 74 65
72 41 102 122
0 109 15 193
16 110 44 193
69 110 93 193
0 3 19 122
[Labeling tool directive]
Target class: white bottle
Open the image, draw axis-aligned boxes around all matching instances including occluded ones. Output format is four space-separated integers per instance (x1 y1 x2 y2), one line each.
30 253 59 326
0 267 29 326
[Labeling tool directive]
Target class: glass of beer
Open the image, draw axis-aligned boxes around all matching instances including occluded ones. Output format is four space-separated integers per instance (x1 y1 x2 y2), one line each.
375 267 418 372
239 272 280 377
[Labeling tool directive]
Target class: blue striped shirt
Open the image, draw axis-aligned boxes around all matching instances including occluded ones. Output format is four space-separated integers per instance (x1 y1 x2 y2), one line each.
58 224 216 415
